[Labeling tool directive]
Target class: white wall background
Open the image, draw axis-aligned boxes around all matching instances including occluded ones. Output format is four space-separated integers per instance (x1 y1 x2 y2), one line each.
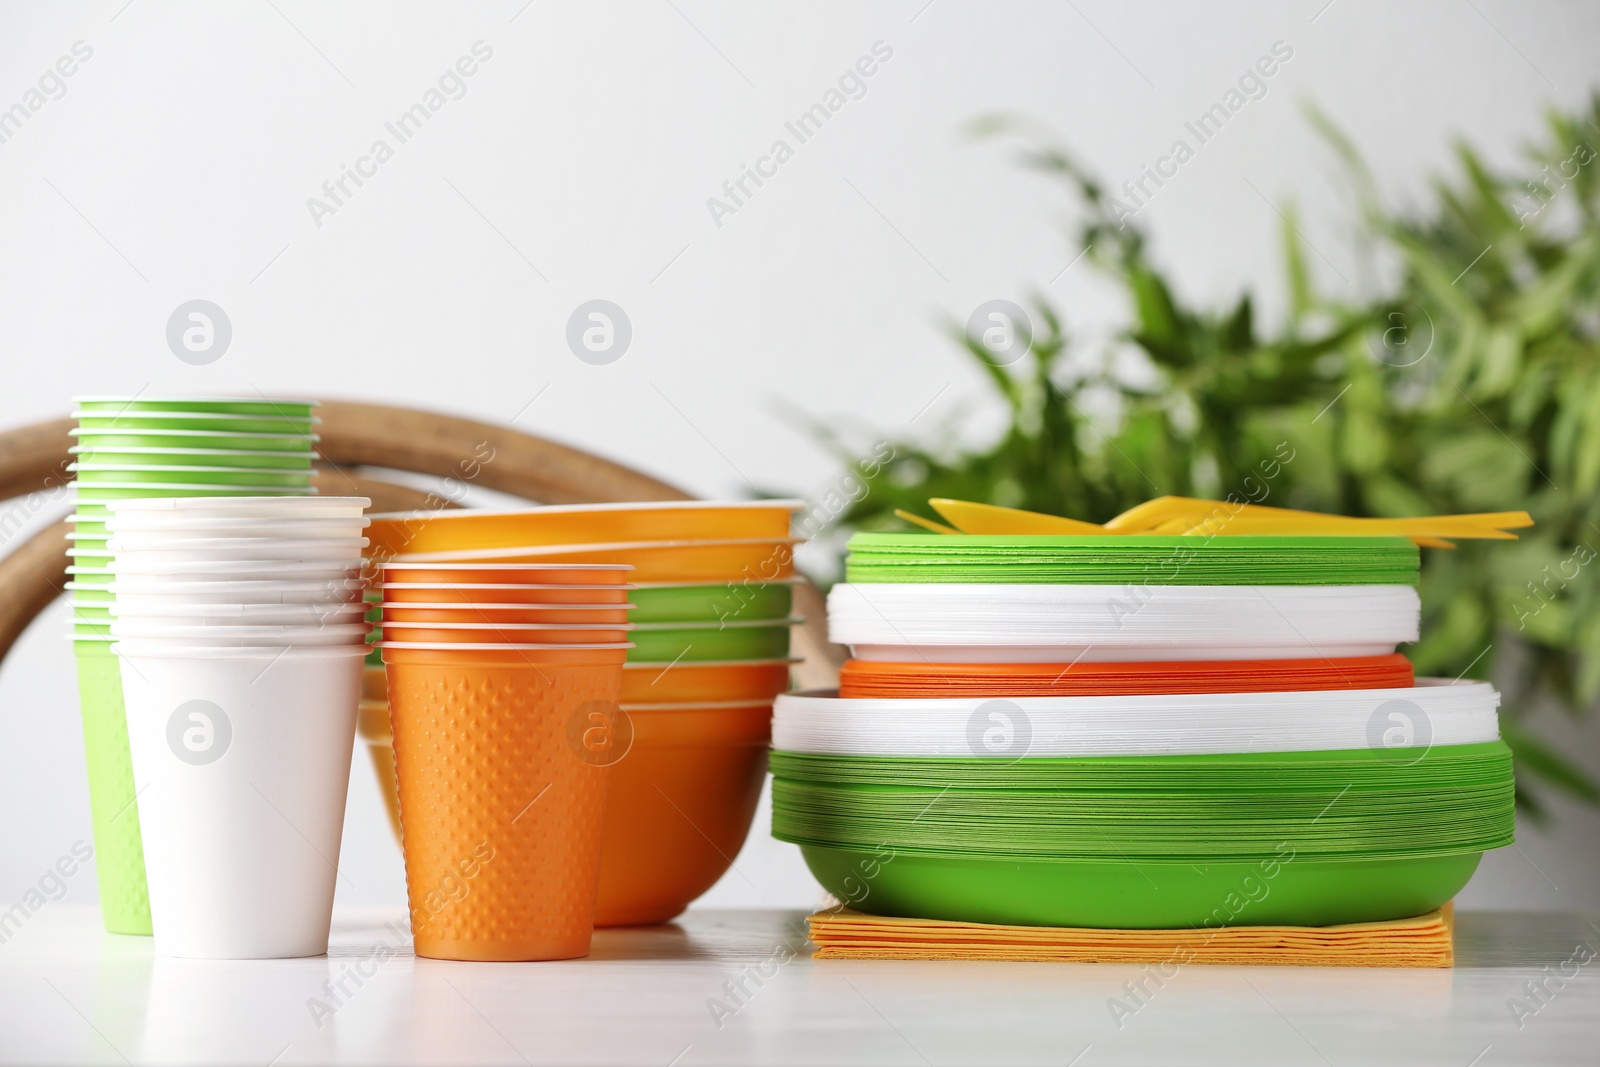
2 1 1598 920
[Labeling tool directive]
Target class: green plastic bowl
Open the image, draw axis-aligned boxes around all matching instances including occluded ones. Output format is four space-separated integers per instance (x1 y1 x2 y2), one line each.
627 621 792 662
630 582 793 623
70 466 312 488
74 414 317 434
69 430 317 452
75 397 316 417
68 448 316 470
72 606 114 624
801 844 1483 928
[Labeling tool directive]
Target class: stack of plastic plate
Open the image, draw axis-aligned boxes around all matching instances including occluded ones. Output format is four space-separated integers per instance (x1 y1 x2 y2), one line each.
769 530 1515 929
771 683 1514 928
362 500 804 925
65 396 317 937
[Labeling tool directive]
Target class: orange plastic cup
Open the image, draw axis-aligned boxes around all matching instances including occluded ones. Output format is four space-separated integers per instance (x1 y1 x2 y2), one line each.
379 562 631 585
380 582 633 605
379 622 631 644
382 644 625 961
593 701 773 926
381 603 632 625
620 659 793 703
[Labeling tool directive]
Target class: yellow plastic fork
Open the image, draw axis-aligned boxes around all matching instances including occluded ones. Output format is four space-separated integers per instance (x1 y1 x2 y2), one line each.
924 496 1533 548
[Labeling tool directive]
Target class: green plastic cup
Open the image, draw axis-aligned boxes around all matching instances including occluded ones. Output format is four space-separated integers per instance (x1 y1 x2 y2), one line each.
68 448 316 470
73 413 317 434
74 397 316 417
70 430 317 452
73 484 310 502
70 466 313 488
72 641 153 935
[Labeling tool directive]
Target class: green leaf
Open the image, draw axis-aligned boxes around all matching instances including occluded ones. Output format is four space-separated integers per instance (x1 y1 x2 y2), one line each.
1501 720 1600 804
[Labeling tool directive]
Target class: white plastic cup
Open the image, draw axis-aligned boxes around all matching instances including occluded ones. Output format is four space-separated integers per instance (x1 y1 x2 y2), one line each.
109 579 367 604
109 621 369 645
105 496 369 520
105 538 368 562
109 602 368 623
115 642 365 958
100 518 370 539
108 559 363 580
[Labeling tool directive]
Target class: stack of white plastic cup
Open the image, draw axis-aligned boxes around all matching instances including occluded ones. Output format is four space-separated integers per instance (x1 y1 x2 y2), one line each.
106 496 372 959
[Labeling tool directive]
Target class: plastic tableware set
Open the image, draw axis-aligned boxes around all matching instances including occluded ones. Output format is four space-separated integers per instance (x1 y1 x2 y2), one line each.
363 500 805 931
771 526 1519 929
105 495 370 958
66 396 319 938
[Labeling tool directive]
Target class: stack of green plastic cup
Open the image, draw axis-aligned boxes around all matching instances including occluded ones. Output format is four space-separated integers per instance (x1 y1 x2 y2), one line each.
66 396 318 935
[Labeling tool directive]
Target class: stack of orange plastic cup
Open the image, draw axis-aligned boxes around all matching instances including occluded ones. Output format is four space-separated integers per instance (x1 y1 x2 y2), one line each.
363 501 804 927
377 561 633 961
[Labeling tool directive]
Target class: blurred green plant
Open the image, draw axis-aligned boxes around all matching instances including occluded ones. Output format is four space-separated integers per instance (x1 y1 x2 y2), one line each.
804 98 1600 817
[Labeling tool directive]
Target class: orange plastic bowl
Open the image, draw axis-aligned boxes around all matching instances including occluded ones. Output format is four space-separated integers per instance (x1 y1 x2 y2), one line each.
388 539 800 584
367 500 802 557
379 562 631 585
600 700 773 927
379 622 631 644
358 673 774 927
381 603 632 625
380 582 633 605
621 659 793 703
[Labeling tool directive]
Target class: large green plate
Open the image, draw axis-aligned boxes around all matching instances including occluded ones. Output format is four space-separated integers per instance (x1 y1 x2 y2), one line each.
802 844 1482 928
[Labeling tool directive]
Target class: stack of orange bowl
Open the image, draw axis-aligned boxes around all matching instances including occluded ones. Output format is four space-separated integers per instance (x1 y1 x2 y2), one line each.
377 560 634 960
363 500 804 926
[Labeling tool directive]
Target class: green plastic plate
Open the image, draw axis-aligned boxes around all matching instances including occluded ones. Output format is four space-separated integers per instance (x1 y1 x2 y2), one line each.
802 844 1483 928
844 533 1420 586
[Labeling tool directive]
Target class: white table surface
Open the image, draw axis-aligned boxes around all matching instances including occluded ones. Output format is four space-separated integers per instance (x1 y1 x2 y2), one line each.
1 906 1596 1066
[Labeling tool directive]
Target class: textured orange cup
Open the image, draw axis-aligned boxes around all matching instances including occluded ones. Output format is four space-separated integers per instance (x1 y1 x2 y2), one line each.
380 622 631 645
379 583 633 605
381 603 631 625
380 563 630 586
383 644 625 961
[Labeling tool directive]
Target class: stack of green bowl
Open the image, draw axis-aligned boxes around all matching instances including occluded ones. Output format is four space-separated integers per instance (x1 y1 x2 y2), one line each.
66 396 318 935
771 743 1514 928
